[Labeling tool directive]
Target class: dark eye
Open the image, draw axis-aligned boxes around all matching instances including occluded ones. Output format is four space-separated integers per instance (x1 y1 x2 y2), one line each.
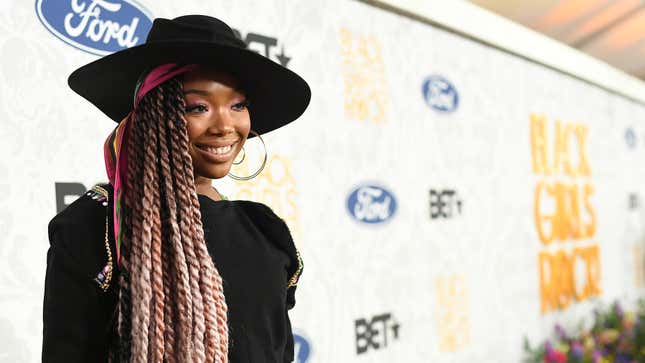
186 104 208 113
232 100 250 112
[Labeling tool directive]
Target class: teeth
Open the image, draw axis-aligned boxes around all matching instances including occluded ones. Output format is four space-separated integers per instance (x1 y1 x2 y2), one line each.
203 144 233 155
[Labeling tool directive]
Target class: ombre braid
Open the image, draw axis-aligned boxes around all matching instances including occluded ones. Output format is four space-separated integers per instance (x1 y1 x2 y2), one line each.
113 77 229 362
163 81 228 362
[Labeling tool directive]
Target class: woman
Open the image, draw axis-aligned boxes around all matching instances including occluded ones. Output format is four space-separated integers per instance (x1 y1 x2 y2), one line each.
42 15 309 363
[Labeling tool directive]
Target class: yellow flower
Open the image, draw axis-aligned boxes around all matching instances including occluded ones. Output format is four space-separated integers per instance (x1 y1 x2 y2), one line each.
622 312 635 330
583 336 594 351
597 329 619 344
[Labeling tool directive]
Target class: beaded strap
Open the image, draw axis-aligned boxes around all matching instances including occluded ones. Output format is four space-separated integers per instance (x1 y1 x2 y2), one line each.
88 185 114 291
287 249 303 289
87 185 109 205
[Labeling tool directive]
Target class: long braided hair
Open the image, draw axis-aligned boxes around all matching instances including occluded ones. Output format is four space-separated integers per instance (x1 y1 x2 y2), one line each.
113 76 228 362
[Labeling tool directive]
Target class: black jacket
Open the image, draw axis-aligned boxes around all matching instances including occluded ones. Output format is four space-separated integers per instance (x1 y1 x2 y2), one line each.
42 185 302 362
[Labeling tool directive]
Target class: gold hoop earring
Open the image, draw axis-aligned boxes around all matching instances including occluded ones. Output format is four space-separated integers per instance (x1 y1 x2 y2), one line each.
228 129 267 181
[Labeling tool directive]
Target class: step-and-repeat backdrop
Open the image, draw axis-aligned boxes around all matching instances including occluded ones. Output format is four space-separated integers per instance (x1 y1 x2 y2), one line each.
2 0 645 362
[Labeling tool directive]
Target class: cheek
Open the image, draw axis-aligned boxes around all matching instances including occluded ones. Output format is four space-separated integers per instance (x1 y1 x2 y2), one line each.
185 117 212 145
239 112 251 136
185 119 199 142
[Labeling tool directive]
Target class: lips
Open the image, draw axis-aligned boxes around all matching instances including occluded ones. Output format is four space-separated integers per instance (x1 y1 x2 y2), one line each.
195 141 238 162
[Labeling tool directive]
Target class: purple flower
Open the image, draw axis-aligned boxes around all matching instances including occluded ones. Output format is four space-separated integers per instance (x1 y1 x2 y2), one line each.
614 302 624 319
570 342 584 359
554 324 567 340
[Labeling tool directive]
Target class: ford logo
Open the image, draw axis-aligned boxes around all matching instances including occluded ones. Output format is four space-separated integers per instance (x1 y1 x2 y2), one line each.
347 184 397 224
293 333 311 363
422 75 459 113
35 0 153 56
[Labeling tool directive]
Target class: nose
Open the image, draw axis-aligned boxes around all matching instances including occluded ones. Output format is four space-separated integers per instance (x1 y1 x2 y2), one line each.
206 106 235 135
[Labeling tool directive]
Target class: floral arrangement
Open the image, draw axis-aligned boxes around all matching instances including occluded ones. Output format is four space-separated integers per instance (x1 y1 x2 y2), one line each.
523 301 645 363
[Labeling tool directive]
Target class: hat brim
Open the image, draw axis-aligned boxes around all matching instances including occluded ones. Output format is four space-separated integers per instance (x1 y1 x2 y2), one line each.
68 41 311 137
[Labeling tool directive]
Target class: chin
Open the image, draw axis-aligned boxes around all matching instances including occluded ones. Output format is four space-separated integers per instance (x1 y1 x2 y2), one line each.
200 170 231 180
199 165 233 180
193 159 233 179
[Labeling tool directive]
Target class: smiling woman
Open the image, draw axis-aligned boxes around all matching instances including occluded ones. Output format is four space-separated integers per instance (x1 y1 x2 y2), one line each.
42 15 310 363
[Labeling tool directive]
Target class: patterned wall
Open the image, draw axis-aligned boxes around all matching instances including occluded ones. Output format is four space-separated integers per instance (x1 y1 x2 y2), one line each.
1 0 645 362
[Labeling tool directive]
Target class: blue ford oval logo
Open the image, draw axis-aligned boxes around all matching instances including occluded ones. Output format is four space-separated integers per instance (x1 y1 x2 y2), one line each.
347 185 397 224
422 75 459 113
293 333 311 363
35 0 153 56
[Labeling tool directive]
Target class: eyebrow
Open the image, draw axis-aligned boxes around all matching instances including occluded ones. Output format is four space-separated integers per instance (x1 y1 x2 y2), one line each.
183 89 211 96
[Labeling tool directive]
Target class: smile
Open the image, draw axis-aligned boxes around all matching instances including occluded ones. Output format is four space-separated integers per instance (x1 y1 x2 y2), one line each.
195 141 238 162
200 144 233 155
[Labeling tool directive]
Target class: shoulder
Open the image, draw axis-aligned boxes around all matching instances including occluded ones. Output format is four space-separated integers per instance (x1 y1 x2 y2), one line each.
233 200 290 236
232 200 298 256
232 200 303 297
47 185 111 278
48 185 109 246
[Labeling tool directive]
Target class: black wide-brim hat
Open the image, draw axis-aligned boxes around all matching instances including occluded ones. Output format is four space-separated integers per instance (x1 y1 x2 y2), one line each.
68 15 311 136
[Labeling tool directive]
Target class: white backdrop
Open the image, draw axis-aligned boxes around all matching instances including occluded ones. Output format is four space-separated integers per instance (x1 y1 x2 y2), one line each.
1 0 645 362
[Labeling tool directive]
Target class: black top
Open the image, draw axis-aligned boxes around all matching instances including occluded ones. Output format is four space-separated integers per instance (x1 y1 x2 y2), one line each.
42 185 302 363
